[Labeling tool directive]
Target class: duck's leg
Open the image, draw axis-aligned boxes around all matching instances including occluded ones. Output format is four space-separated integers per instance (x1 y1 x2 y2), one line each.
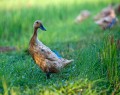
46 72 51 79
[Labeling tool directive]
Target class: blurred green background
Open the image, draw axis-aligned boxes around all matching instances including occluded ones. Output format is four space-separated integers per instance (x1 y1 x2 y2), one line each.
0 0 119 49
0 0 120 95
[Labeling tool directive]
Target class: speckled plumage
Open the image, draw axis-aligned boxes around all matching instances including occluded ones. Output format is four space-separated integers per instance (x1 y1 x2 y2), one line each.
29 20 73 78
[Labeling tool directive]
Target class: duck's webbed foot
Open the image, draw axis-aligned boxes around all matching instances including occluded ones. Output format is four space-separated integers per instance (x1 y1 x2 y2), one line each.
46 72 51 79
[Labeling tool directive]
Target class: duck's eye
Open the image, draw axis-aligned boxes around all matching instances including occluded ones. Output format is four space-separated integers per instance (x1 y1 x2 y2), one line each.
36 21 39 24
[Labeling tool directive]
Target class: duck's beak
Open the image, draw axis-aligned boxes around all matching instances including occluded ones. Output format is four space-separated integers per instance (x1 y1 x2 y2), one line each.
40 25 46 31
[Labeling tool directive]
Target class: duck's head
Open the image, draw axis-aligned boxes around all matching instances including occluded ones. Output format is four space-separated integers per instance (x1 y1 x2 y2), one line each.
33 20 46 31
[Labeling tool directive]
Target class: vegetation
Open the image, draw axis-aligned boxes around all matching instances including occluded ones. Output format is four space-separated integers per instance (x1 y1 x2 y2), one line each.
0 0 120 94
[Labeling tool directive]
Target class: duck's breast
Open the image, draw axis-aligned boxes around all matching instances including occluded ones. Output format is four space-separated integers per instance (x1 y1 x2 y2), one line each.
29 45 49 72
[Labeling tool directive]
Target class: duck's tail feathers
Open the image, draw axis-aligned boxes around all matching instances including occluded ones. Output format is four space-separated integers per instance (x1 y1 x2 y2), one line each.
62 59 74 67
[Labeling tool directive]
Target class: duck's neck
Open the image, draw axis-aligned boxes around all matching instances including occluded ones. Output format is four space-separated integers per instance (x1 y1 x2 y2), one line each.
30 28 39 44
33 28 38 38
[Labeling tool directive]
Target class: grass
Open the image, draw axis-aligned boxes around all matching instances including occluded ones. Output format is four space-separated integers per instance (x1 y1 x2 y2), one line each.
0 0 120 94
99 36 119 84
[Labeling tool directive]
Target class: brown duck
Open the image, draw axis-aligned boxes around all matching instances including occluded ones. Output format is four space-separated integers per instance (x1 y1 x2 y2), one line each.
94 5 118 29
29 20 74 79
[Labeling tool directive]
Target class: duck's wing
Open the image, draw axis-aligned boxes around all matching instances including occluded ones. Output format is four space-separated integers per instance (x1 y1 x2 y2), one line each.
37 41 74 63
35 40 59 61
38 45 60 61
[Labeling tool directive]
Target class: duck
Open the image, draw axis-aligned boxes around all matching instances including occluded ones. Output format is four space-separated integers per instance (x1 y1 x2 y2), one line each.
75 10 91 23
94 5 118 29
29 20 74 79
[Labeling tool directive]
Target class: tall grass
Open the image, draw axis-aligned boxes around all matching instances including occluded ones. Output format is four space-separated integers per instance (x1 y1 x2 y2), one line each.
99 35 120 94
100 36 119 83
